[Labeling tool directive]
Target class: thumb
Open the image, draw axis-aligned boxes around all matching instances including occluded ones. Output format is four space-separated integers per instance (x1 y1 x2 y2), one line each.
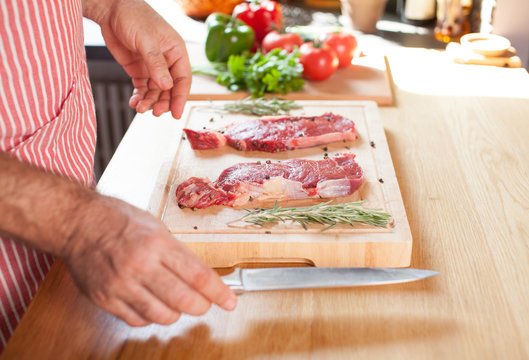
140 43 173 91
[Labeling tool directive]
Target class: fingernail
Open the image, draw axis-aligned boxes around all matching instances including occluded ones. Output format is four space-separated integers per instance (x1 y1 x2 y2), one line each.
221 296 237 311
160 77 173 90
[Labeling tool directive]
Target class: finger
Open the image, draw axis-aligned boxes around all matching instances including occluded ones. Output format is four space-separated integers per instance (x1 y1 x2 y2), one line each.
162 243 237 311
152 91 171 117
131 77 149 90
129 86 147 108
105 298 151 327
88 289 151 327
169 78 191 119
136 89 163 113
141 266 212 316
121 282 182 325
139 39 173 91
167 48 192 119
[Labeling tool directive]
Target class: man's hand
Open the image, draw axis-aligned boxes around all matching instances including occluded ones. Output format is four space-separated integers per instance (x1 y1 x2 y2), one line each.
63 195 237 325
83 0 191 119
0 153 237 326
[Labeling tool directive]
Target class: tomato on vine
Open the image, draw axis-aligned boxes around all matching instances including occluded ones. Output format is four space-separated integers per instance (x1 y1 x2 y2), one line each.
299 42 338 81
323 32 358 68
261 31 303 53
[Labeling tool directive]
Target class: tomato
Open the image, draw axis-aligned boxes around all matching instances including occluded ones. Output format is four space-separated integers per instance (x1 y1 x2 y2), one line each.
261 31 303 53
323 32 358 68
233 0 283 44
299 42 338 81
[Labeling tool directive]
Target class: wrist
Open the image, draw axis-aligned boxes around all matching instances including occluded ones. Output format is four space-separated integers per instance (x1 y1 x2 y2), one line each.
60 192 131 262
82 0 119 25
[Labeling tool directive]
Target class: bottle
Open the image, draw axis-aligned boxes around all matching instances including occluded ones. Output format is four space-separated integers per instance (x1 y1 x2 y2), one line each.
434 0 471 43
403 0 436 26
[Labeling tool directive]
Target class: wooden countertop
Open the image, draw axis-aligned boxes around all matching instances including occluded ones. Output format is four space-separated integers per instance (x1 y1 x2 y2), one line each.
3 48 529 359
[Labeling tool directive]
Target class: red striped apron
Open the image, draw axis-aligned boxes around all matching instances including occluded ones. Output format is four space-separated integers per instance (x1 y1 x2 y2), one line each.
0 0 96 349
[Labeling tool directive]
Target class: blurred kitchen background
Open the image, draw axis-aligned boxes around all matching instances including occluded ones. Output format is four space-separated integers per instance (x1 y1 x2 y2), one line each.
85 0 529 180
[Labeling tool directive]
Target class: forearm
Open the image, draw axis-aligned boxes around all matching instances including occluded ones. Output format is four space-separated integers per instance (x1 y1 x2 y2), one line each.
0 152 98 257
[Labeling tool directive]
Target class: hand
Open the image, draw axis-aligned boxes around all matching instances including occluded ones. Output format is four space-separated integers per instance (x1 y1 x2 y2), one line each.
85 0 191 118
62 195 237 326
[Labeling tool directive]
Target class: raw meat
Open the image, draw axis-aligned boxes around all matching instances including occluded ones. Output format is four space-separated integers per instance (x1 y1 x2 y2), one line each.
175 153 364 209
183 112 357 153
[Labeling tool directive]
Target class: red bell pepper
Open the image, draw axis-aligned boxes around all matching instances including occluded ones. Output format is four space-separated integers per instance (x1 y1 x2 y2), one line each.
233 0 283 44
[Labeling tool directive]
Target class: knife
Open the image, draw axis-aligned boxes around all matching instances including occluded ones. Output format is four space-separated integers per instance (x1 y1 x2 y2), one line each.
221 267 439 294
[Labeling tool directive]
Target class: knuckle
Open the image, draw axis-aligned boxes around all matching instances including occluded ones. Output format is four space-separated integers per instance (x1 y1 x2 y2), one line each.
131 297 153 319
146 49 164 63
119 250 153 276
90 288 112 306
189 267 212 290
173 291 197 312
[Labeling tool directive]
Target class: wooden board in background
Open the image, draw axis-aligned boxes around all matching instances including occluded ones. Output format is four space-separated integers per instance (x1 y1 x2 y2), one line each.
187 42 394 106
148 100 411 268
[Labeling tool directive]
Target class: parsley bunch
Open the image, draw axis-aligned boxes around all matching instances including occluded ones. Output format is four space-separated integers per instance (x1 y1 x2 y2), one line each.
193 49 305 98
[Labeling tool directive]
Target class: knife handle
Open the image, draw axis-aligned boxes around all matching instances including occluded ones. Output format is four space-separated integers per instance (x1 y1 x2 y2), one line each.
220 268 245 294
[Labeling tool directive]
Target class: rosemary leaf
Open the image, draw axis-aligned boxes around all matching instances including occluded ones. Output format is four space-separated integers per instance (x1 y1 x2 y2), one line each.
214 97 302 116
240 201 392 231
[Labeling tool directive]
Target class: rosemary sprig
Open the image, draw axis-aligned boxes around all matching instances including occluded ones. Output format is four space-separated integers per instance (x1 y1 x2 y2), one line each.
240 200 392 231
215 97 302 116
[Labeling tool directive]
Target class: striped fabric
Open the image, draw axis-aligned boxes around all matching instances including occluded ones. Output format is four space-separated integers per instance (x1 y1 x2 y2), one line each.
0 0 96 350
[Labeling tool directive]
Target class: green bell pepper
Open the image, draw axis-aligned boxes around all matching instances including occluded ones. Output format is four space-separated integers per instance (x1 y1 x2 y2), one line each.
205 13 255 63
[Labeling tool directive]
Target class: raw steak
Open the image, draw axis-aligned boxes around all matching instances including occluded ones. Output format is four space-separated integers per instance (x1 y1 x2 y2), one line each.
175 153 364 209
183 112 357 153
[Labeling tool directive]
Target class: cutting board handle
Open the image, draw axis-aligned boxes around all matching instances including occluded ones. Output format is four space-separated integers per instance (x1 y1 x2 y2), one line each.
221 257 316 270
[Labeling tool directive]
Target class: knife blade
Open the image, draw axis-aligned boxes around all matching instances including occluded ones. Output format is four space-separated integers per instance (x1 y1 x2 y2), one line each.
221 267 439 293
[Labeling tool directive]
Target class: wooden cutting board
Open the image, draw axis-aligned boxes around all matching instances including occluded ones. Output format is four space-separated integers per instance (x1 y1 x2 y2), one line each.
187 42 394 106
148 100 411 268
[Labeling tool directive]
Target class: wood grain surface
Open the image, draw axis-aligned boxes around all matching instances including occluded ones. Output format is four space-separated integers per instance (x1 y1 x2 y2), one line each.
3 48 529 359
187 42 394 105
148 101 411 268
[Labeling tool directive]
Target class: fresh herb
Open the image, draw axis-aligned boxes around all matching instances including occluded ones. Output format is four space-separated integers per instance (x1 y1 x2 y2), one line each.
217 96 302 116
240 200 392 231
192 49 305 97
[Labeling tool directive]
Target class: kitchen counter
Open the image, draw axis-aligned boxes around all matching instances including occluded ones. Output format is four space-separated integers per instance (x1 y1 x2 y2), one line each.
4 10 529 360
